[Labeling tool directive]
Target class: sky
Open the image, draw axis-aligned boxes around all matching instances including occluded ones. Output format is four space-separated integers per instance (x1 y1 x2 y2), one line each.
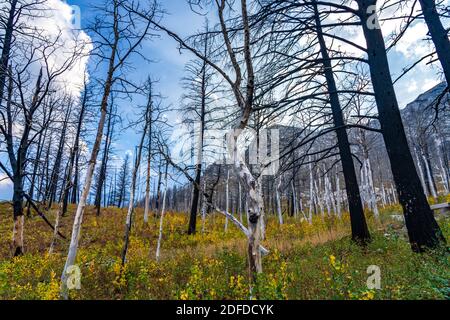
0 0 448 200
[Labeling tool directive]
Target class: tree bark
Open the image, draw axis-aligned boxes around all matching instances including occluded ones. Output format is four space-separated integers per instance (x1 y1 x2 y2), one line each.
155 161 169 261
314 1 370 243
121 96 151 265
0 0 17 108
46 106 71 209
418 0 450 86
60 23 119 298
95 105 113 216
357 0 445 251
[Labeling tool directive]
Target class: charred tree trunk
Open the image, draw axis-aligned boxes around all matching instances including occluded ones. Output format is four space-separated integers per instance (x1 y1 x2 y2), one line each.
187 39 208 235
26 124 47 217
8 69 43 256
0 0 17 108
46 106 71 209
143 107 153 223
121 119 149 266
61 14 120 297
357 0 445 251
418 0 450 86
314 1 370 243
94 105 113 216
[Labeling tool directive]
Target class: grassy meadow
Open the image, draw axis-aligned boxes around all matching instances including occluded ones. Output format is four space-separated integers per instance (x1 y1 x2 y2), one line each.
0 200 449 300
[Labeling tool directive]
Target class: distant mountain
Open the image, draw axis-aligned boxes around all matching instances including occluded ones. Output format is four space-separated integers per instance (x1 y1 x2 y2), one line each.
402 82 449 117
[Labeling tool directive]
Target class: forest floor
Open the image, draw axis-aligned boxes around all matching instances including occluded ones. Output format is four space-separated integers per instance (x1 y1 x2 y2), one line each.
0 200 449 300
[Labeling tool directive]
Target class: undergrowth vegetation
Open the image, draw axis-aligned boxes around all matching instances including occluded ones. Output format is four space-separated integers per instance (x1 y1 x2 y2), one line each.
0 202 448 300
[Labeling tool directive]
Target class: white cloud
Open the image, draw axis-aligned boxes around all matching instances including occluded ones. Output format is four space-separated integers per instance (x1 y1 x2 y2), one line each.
6 0 92 98
394 22 430 59
0 173 12 187
407 80 418 93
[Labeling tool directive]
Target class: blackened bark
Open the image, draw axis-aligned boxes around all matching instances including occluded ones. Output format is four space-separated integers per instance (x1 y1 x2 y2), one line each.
419 0 450 86
314 1 370 243
12 174 24 256
187 37 208 235
188 163 202 234
26 124 47 216
69 84 88 206
207 165 221 214
0 0 17 108
357 0 445 251
46 108 71 208
95 106 113 216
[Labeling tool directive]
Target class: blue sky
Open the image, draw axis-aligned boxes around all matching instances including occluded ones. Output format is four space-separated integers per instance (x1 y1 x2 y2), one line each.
0 0 447 200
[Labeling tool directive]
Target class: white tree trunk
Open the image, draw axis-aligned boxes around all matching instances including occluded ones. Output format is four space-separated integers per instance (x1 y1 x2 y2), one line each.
308 161 314 223
291 180 298 219
390 183 397 204
323 169 333 216
314 178 323 217
224 170 230 232
60 157 97 299
435 135 450 193
49 206 61 254
439 157 449 194
365 159 379 218
422 153 438 198
155 169 168 262
12 215 24 255
258 177 266 240
414 149 429 198
201 179 207 233
238 182 243 223
360 158 378 217
381 183 387 207
335 175 342 218
144 156 151 223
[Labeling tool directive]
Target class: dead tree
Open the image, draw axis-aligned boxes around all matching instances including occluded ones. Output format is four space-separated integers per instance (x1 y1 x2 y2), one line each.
121 77 154 266
418 0 450 86
356 0 445 251
94 98 115 216
312 0 370 243
130 0 269 288
61 0 160 299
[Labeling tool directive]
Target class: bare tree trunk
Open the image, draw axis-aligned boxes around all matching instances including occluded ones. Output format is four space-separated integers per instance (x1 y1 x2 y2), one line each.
418 0 450 86
0 0 17 108
9 69 43 256
155 161 168 262
422 153 438 199
224 170 230 232
95 106 113 216
358 0 445 251
155 157 163 217
308 160 315 223
122 92 153 266
144 124 152 223
121 122 149 265
238 181 243 223
414 147 429 197
188 143 203 234
26 124 47 217
47 105 71 209
276 178 283 225
314 0 370 242
336 175 342 218
201 179 207 233
61 27 119 298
